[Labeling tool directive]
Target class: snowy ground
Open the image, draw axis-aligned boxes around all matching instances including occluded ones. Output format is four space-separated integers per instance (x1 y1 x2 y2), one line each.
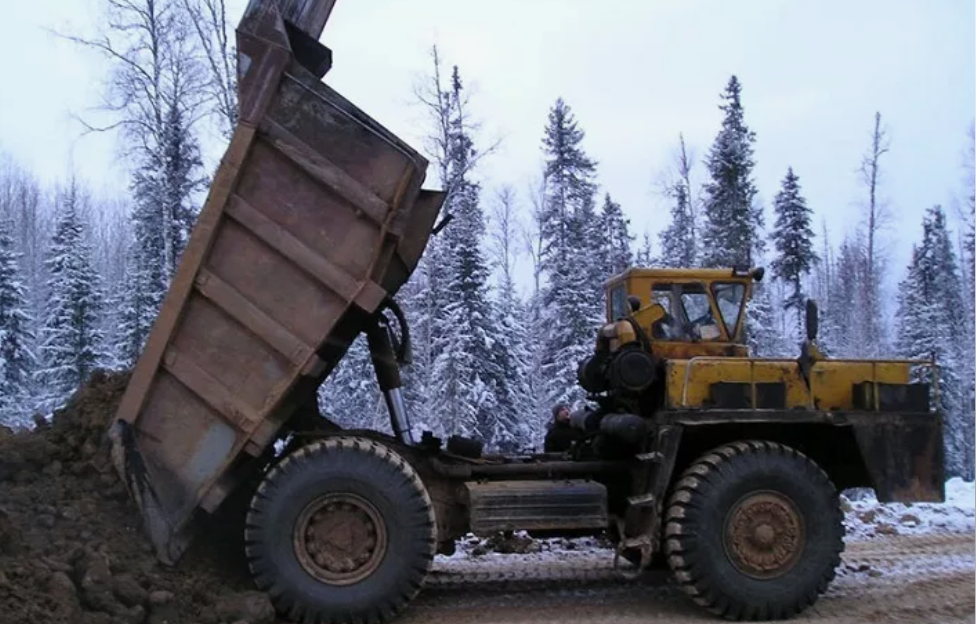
431 478 976 571
415 480 975 624
842 477 975 539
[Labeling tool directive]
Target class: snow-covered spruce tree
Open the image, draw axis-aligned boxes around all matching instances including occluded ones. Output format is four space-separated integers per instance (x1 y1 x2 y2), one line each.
429 66 504 446
657 181 696 268
745 266 782 356
35 181 108 414
538 97 600 409
132 92 205 283
159 97 205 273
88 203 133 369
596 193 633 278
895 205 972 479
491 277 534 451
316 335 382 430
118 158 167 366
0 218 35 427
770 167 818 342
700 76 762 269
118 96 204 365
0 159 47 353
397 248 445 436
114 241 162 367
521 286 549 444
539 98 598 264
577 192 606 317
397 45 467 437
488 186 535 451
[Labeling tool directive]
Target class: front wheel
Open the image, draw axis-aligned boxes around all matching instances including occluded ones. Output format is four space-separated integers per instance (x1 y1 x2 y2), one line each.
245 436 436 624
664 440 844 620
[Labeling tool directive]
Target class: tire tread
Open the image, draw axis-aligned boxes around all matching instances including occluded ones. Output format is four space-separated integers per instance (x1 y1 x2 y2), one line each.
663 440 844 621
244 436 436 624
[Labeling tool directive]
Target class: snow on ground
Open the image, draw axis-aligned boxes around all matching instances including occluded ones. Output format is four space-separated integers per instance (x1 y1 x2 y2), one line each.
434 533 616 572
842 477 976 540
433 479 976 569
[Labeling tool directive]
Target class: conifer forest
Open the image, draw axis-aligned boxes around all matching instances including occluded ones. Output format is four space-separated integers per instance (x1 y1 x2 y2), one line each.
0 0 973 482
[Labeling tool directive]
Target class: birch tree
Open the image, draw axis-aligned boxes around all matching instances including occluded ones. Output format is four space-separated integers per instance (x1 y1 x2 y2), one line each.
858 112 890 356
179 0 238 138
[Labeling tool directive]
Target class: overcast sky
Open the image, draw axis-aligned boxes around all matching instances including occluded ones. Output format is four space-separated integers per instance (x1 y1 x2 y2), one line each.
0 0 973 293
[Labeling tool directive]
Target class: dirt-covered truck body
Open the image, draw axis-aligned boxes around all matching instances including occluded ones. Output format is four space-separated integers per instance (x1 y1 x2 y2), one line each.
109 0 444 565
108 2 946 623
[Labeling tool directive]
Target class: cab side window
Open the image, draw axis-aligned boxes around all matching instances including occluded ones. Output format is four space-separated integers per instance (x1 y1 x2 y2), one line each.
650 284 675 339
609 285 628 320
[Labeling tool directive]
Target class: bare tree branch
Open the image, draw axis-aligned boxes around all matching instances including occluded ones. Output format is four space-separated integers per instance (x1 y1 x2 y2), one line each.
412 44 501 209
858 113 891 284
48 0 207 165
178 0 238 138
519 172 547 300
489 184 521 286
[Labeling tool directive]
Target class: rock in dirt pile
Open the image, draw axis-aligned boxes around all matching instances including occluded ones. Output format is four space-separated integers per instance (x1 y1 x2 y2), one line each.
0 370 275 624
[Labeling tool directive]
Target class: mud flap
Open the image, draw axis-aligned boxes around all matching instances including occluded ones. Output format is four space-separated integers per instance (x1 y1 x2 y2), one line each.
851 413 946 503
108 420 194 565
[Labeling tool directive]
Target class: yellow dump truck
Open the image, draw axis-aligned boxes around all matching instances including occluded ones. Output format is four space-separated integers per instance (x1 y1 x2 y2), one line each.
107 1 946 623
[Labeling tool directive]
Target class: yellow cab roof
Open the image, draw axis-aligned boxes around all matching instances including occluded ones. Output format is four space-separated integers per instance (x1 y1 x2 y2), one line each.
604 266 762 288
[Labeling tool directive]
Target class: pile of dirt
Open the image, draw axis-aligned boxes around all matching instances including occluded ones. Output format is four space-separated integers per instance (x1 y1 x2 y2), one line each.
0 370 275 624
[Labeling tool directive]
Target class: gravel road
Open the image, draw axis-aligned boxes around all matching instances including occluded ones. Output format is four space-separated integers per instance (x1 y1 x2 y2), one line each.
399 531 975 624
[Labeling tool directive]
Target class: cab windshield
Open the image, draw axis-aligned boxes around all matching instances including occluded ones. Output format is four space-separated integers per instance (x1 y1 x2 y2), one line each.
678 283 722 341
649 281 737 342
712 282 746 338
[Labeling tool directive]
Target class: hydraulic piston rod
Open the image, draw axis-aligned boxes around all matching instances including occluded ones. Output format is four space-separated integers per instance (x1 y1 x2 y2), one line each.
365 314 415 445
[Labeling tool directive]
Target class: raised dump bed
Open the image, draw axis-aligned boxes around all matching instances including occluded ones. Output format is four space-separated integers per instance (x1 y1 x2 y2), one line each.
109 0 444 564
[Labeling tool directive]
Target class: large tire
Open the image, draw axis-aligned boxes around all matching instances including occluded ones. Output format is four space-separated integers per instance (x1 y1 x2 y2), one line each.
664 440 844 621
245 437 436 624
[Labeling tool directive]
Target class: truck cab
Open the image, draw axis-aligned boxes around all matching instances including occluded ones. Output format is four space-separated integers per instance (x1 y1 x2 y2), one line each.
604 266 764 359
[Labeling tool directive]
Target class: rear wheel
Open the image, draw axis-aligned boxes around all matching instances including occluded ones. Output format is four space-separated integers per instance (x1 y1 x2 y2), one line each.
245 436 436 624
664 440 844 620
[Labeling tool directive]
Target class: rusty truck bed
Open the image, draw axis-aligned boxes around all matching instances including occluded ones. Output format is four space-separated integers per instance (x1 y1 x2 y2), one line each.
110 0 443 564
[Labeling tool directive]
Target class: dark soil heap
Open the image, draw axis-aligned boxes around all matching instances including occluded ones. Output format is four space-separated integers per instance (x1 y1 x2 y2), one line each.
0 370 275 624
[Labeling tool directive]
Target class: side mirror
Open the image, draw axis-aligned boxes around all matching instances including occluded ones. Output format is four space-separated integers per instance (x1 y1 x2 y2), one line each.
805 299 819 342
627 295 641 313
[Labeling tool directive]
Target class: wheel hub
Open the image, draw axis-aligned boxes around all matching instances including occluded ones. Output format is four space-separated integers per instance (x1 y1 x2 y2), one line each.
294 493 388 586
724 491 805 579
